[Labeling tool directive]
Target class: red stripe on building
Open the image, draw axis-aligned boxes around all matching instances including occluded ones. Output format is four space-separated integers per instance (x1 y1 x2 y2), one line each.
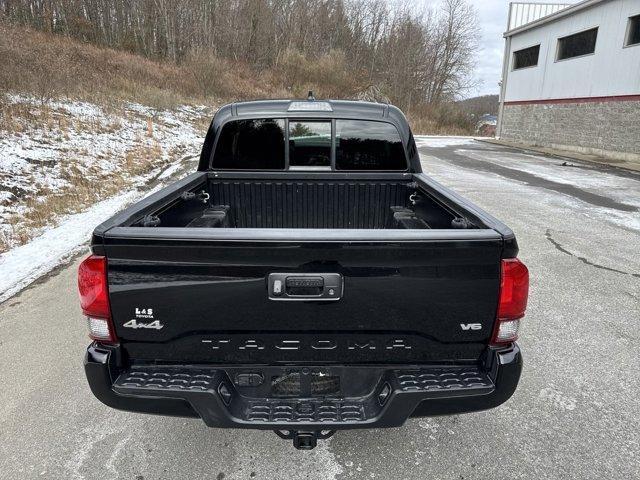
504 94 640 106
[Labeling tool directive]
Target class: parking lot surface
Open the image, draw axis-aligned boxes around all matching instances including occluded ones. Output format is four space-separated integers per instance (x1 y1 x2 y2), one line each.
1 138 638 479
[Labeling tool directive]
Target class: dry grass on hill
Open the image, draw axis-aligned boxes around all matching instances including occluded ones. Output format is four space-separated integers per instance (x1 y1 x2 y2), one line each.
0 23 282 109
0 22 476 134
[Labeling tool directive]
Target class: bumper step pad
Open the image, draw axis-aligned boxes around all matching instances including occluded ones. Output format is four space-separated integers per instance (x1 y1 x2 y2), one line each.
247 401 365 423
116 369 220 392
112 365 494 428
395 368 493 392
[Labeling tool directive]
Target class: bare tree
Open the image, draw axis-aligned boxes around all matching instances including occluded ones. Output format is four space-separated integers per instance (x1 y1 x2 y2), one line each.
0 0 481 107
426 0 480 103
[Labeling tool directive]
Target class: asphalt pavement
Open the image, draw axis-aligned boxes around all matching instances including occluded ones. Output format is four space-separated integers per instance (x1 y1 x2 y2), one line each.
1 138 638 479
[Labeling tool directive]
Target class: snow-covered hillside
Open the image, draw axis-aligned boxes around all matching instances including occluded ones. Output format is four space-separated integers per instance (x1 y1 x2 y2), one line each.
0 94 212 250
0 94 213 301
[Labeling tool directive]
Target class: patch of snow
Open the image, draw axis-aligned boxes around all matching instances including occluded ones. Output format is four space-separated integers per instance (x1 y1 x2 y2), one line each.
453 148 640 231
0 159 193 303
157 161 188 180
0 190 136 302
458 148 640 209
123 102 155 117
49 99 106 119
0 94 212 301
0 94 212 251
420 147 640 234
0 191 15 205
414 136 477 148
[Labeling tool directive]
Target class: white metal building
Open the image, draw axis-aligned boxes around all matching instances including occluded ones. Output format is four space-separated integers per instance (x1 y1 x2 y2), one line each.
497 0 640 160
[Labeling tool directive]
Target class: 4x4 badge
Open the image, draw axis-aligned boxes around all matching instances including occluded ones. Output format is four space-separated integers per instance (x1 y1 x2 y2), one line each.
123 319 164 330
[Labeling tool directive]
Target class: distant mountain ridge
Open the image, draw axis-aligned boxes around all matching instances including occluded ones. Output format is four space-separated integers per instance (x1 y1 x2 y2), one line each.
457 95 499 117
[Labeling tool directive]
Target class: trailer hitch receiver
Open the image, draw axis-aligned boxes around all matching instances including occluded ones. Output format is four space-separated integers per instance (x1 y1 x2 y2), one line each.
274 430 336 450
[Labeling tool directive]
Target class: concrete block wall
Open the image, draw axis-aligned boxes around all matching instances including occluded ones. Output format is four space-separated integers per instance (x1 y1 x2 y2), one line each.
500 101 640 161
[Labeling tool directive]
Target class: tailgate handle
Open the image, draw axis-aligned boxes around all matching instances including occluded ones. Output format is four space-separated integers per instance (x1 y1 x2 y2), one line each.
286 276 324 296
268 273 342 301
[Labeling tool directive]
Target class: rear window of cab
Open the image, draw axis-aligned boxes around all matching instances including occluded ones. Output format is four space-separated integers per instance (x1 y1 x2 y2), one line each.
212 118 407 171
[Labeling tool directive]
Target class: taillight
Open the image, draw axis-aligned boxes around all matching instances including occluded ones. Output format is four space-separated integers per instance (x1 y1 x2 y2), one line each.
78 255 117 344
491 258 529 345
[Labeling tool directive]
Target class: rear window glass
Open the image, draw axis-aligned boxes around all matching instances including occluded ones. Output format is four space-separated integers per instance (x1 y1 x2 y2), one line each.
335 120 406 170
213 119 285 169
288 121 331 167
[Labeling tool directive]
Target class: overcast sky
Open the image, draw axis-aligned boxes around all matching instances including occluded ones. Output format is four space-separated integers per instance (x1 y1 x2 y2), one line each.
468 0 513 97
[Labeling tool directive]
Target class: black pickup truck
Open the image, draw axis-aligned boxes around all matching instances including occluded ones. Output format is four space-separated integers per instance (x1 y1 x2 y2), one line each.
78 99 528 450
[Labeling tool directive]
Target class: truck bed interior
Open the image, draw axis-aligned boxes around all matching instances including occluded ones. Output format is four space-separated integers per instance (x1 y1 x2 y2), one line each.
133 177 477 230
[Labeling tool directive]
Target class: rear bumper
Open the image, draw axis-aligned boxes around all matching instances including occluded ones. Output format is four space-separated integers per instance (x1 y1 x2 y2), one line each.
84 344 522 430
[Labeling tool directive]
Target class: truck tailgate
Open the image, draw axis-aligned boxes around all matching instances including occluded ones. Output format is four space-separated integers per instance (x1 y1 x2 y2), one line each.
104 230 503 364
